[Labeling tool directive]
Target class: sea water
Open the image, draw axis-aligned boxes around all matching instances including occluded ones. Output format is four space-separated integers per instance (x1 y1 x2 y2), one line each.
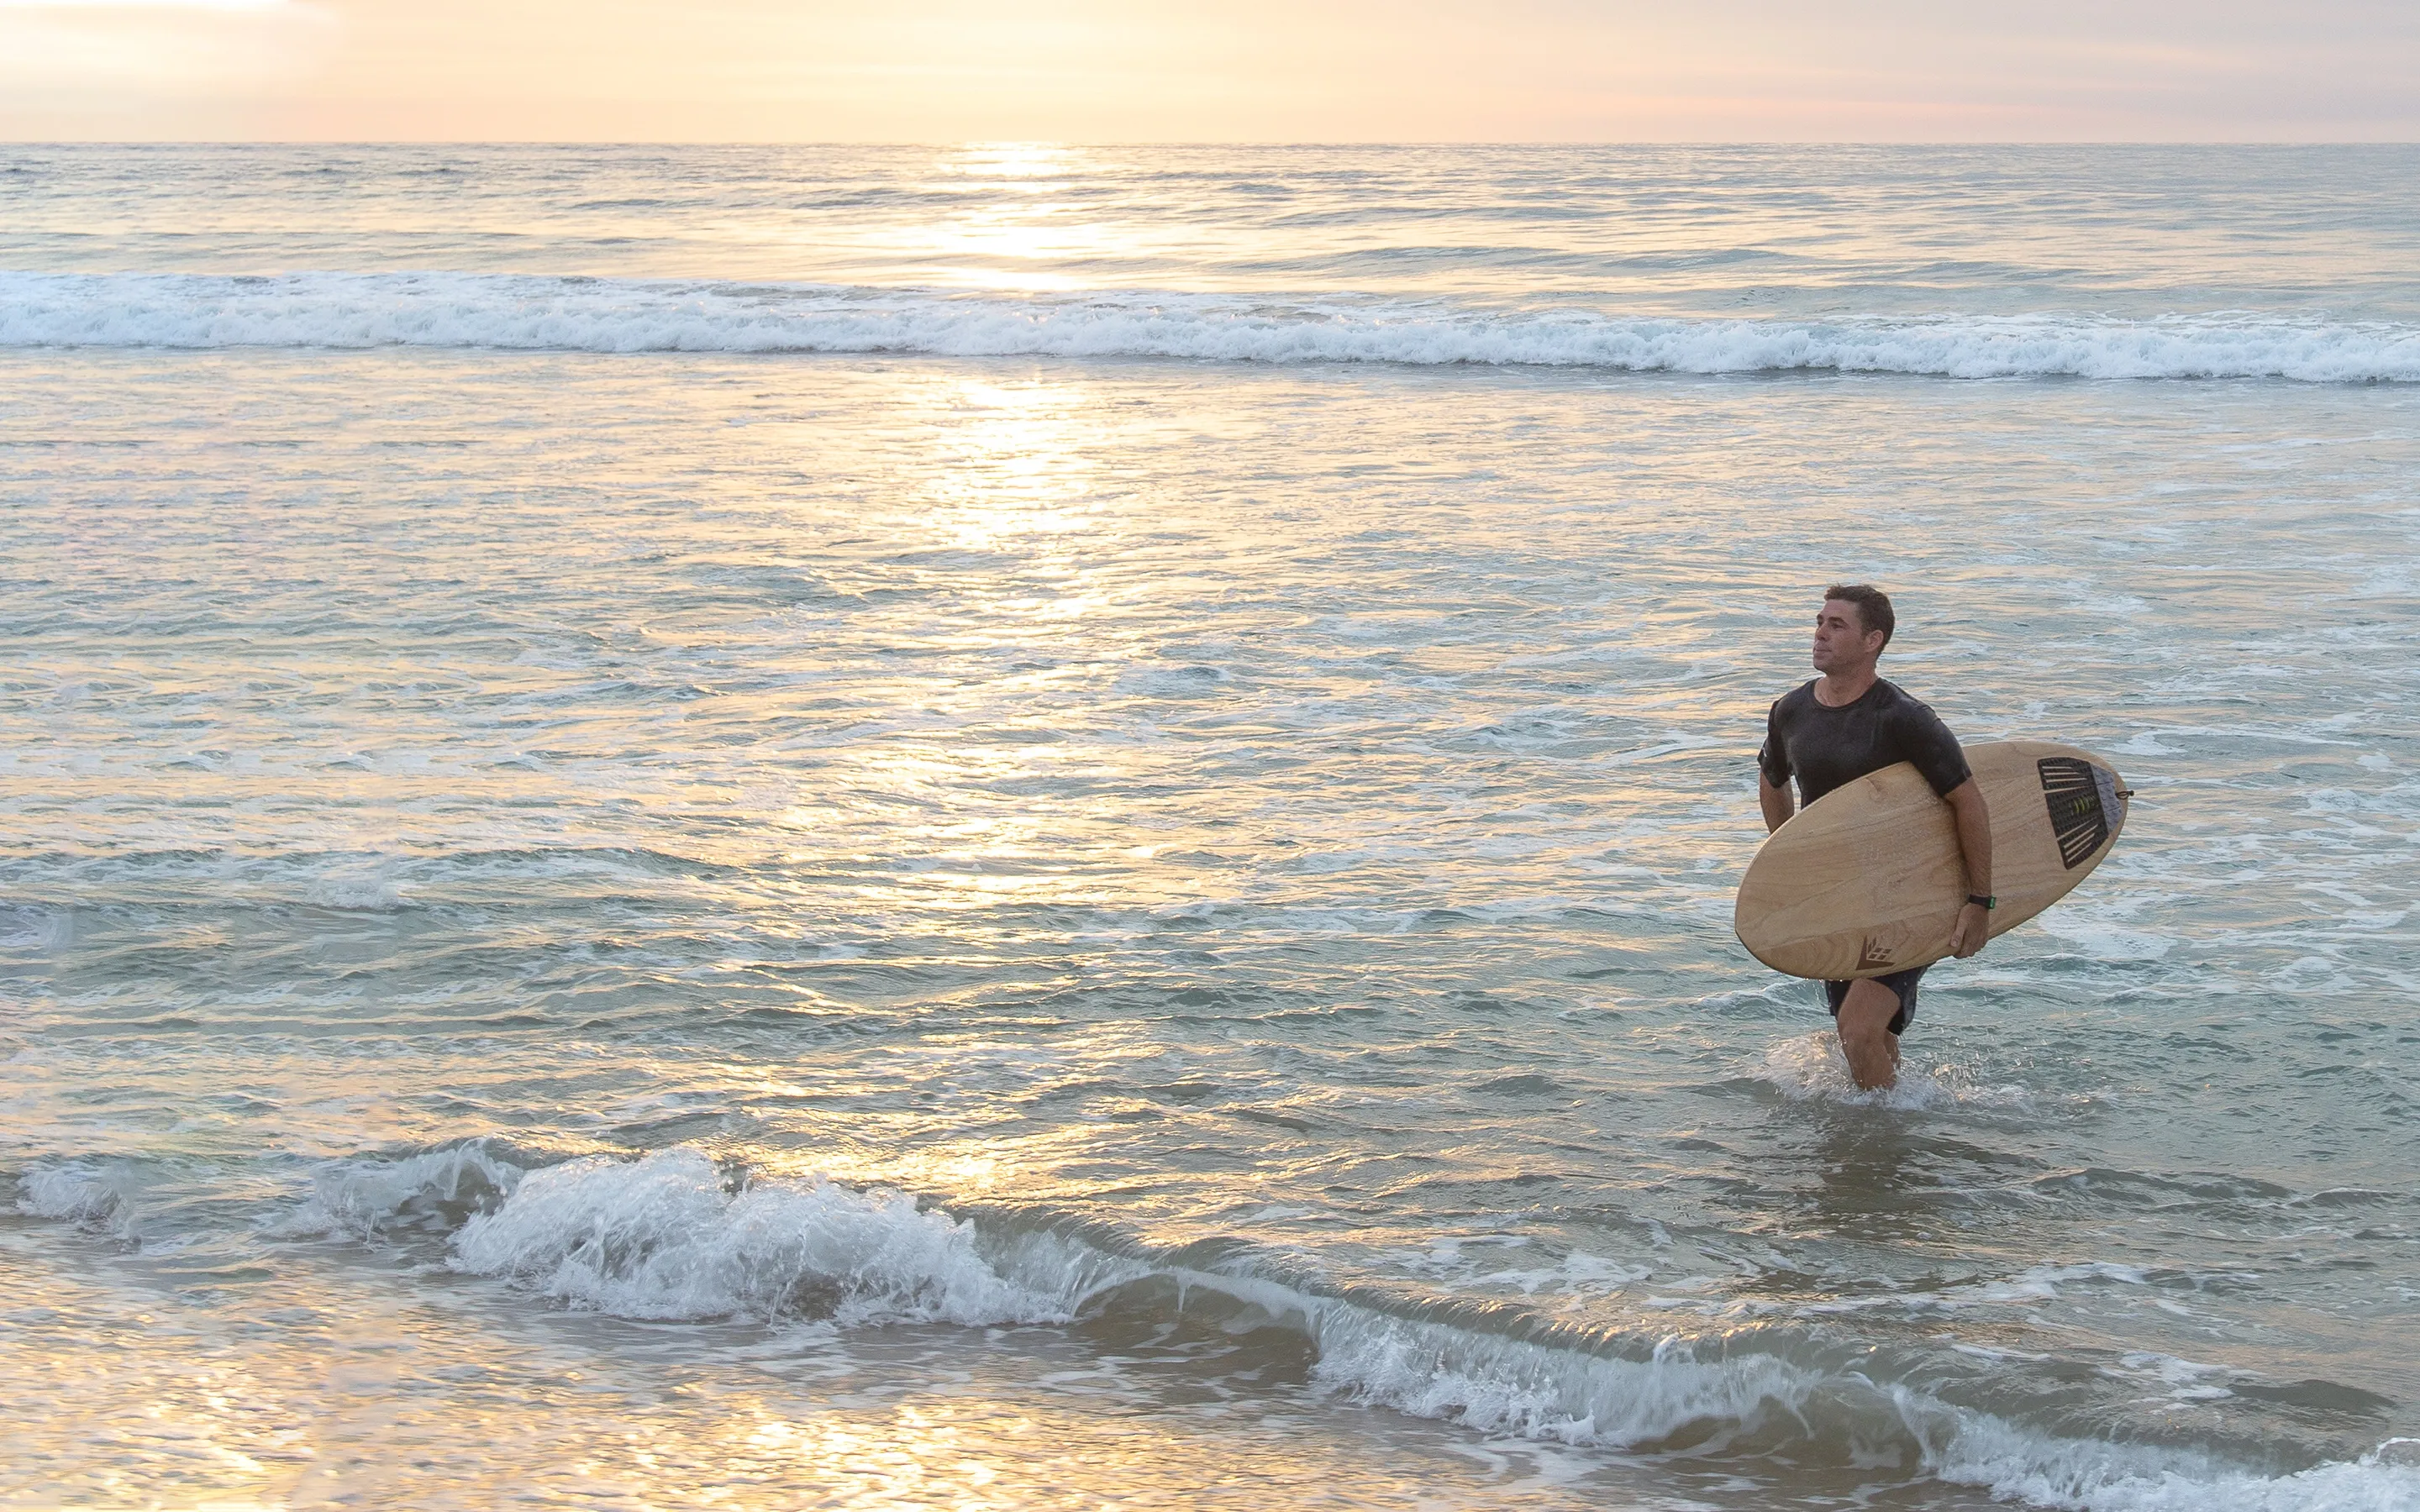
2 144 2417 1510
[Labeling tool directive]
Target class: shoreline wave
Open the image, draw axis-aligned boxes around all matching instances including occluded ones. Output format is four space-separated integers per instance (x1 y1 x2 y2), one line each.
215 1142 2420 1512
6 271 2418 382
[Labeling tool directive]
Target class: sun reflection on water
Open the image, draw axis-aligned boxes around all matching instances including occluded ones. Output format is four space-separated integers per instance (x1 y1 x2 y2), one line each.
946 143 1081 182
913 376 1102 521
777 373 1154 914
920 144 1121 291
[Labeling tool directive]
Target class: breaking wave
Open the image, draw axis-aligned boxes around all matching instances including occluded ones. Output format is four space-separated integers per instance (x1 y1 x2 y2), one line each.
235 1142 2420 1512
6 271 2419 382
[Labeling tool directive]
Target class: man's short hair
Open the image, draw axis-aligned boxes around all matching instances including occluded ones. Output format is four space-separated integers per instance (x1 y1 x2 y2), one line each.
1823 584 1895 648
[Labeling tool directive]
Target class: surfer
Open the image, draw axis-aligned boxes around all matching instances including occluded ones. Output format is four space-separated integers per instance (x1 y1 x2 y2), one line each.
1756 585 1992 1090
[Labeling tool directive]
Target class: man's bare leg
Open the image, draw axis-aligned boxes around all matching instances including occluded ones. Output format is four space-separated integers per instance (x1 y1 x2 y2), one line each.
1835 979 1902 1090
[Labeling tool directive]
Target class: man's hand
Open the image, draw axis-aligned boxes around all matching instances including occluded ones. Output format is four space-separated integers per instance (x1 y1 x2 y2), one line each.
1943 779 1993 959
1949 900 1990 958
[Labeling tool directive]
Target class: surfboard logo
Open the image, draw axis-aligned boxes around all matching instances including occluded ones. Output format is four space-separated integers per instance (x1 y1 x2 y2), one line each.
1858 936 1895 969
2038 757 2110 869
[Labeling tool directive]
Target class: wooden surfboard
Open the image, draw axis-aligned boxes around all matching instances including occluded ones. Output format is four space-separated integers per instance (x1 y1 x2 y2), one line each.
1734 740 2129 980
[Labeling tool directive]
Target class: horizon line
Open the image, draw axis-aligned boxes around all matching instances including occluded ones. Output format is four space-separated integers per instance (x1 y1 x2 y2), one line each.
7 138 2419 149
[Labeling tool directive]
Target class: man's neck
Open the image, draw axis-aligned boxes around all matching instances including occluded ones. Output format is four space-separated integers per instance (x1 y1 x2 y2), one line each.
1813 668 1880 707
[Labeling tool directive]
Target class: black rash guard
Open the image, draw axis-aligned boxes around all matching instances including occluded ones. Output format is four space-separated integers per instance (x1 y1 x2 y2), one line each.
1758 678 1971 809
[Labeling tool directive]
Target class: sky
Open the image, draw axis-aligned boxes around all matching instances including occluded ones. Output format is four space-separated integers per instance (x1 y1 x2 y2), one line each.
3 0 2416 142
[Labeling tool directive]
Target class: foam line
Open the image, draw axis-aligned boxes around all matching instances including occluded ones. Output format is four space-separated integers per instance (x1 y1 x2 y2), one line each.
250 1142 2415 1512
15 1162 128 1226
445 1146 1133 1325
5 271 2418 381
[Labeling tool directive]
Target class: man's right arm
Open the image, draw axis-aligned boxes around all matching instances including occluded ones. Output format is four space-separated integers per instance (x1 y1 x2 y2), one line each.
1759 773 1794 833
1757 700 1793 833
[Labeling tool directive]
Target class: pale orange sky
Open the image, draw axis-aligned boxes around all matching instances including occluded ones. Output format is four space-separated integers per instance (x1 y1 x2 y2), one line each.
3 0 2416 142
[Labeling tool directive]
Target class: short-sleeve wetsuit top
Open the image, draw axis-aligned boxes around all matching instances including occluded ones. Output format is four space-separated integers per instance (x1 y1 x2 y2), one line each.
1758 678 1971 809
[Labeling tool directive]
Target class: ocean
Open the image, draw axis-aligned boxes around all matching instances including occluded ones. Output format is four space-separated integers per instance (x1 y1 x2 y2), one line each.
2 143 2416 1510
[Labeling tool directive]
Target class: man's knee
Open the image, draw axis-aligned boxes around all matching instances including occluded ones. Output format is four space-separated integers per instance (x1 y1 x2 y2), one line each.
1833 980 1902 1087
1836 980 1901 1044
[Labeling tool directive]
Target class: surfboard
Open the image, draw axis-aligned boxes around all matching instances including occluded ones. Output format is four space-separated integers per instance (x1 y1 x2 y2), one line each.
1734 740 2129 981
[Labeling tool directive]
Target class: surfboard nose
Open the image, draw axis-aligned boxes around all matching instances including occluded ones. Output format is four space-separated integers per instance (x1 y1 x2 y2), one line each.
2039 756 2127 869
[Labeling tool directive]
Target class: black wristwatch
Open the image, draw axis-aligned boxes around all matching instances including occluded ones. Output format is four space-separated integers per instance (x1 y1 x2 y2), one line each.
1965 894 1996 910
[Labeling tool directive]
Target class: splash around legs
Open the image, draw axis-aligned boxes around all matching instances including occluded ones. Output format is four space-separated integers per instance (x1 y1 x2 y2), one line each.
1833 979 1904 1090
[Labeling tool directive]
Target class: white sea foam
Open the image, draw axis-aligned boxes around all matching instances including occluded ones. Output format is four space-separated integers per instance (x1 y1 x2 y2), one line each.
1931 1414 2420 1512
6 272 2418 382
277 1141 529 1240
304 858 408 911
1308 1301 1819 1447
16 1162 124 1223
1754 1031 2039 1112
446 1145 1123 1325
331 1142 2398 1512
1302 1295 2416 1512
1794 1260 2158 1321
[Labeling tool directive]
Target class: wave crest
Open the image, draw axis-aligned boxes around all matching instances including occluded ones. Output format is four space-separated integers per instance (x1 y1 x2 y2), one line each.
233 1141 2420 1512
6 271 2417 382
447 1145 1123 1326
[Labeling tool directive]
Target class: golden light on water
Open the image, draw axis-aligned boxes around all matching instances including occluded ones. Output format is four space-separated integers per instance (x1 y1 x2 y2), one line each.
769 370 1149 914
707 1399 1453 1510
913 376 1102 518
948 143 1081 181
922 144 1134 292
8 102 2417 1512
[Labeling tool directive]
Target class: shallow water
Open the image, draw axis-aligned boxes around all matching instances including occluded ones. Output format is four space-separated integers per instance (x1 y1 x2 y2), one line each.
3 146 2418 1511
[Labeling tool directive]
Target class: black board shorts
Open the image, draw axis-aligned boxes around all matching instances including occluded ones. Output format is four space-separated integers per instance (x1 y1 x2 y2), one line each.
1824 965 1927 1037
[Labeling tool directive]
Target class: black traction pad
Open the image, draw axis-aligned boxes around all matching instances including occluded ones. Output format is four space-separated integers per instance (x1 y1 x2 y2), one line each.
2038 756 2117 869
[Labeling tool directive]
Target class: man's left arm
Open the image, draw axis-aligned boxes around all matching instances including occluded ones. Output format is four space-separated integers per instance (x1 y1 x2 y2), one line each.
1944 780 1993 958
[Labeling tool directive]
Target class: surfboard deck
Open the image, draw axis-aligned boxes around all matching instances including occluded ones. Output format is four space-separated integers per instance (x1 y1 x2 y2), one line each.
1734 739 2128 981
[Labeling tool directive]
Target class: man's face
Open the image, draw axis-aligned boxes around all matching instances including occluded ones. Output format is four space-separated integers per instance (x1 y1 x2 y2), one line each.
1811 599 1881 672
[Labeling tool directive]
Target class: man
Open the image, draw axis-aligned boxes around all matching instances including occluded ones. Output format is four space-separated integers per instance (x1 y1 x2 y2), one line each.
1757 585 1993 1091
